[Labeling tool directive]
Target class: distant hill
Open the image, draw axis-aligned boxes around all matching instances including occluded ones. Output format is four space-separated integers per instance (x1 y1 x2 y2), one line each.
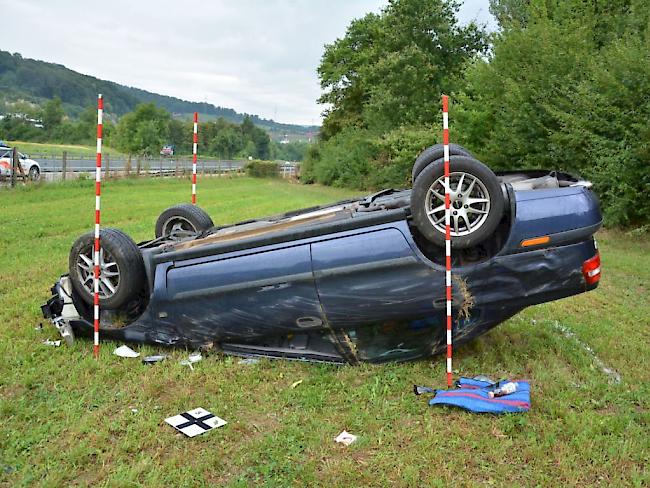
0 50 318 139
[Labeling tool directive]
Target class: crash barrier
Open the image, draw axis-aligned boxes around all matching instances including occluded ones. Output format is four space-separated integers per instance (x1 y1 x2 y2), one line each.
442 94 453 388
192 112 198 204
29 155 247 178
93 94 103 358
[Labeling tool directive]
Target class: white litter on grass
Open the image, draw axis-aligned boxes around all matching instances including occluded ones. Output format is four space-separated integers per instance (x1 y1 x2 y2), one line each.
549 321 621 384
113 345 140 358
335 430 358 446
238 358 260 365
42 339 61 347
142 354 169 365
180 353 203 370
291 379 303 389
165 407 227 437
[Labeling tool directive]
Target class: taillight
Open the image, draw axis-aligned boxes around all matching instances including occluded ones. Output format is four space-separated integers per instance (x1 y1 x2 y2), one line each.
582 251 601 285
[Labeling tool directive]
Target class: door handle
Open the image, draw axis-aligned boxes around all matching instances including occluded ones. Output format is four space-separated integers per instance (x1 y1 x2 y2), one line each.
296 316 323 328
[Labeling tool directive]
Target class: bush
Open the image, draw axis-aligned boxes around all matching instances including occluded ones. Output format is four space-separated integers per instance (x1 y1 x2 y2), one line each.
245 160 279 178
303 126 437 190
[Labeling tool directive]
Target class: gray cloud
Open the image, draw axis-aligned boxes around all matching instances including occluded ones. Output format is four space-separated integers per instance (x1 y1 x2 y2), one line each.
1 0 494 125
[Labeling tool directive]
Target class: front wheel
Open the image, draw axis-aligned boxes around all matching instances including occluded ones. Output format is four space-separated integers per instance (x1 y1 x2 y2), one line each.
155 203 214 239
69 228 146 310
410 155 505 249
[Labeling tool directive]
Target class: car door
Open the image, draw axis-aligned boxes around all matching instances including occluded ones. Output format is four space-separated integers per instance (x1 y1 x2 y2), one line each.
311 227 447 327
164 243 326 341
311 226 449 362
0 149 11 175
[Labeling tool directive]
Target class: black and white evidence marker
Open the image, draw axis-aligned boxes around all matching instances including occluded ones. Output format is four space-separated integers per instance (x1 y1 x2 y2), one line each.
165 407 227 437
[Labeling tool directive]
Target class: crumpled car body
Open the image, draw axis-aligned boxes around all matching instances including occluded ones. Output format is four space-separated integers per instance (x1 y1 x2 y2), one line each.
42 171 602 364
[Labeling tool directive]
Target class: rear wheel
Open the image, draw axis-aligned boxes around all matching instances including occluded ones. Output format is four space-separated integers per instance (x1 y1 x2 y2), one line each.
28 165 40 181
69 228 145 310
411 155 504 249
155 203 214 239
411 143 472 182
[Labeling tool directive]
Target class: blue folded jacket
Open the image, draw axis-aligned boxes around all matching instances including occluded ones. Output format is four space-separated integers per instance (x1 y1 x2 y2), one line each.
428 377 530 414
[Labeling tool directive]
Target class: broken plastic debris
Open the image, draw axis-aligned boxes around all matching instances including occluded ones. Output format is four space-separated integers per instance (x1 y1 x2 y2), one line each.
238 358 260 365
53 318 75 346
335 430 357 446
413 385 435 396
42 339 61 347
472 375 496 384
291 379 303 389
142 354 169 365
113 345 140 358
180 353 203 370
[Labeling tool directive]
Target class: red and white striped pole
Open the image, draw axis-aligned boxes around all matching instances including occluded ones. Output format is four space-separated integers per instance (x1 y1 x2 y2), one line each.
442 95 453 388
93 94 103 359
192 112 198 204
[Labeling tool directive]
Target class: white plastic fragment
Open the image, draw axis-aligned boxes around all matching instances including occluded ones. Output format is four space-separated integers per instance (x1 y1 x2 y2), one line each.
291 379 303 389
180 353 203 370
238 358 260 365
142 354 169 365
42 339 61 347
113 345 140 358
335 430 358 446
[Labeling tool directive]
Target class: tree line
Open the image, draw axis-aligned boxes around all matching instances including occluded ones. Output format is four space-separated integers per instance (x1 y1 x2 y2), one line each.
0 99 308 161
304 0 650 227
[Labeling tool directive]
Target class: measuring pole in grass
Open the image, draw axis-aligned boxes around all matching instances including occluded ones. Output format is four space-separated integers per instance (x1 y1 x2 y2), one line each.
192 112 198 204
93 94 103 359
442 95 453 388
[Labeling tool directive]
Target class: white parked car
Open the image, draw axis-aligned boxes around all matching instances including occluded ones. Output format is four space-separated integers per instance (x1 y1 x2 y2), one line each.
0 146 41 180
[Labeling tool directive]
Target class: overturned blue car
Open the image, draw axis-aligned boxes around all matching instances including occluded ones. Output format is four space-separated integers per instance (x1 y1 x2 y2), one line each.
42 145 602 363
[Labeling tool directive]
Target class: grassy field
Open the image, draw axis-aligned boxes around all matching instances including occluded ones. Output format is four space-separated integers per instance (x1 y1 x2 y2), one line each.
6 140 124 158
0 177 648 486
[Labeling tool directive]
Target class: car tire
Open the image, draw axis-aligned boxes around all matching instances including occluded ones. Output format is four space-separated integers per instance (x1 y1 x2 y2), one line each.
411 155 504 249
69 228 145 310
155 203 214 239
411 144 473 182
28 165 40 181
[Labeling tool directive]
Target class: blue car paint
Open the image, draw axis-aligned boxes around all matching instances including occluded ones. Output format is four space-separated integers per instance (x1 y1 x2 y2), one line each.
503 186 601 251
49 185 602 363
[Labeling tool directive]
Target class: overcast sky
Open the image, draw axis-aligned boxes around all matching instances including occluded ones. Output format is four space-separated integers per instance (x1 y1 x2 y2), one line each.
1 1 495 126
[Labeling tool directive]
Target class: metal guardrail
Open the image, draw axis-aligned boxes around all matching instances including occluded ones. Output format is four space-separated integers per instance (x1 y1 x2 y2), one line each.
2 150 299 184
31 154 246 174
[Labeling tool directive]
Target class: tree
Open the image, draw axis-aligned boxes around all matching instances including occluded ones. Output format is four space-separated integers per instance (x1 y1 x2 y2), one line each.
457 0 650 225
168 118 190 154
489 0 530 29
42 97 64 131
115 103 171 155
209 126 244 158
317 0 487 138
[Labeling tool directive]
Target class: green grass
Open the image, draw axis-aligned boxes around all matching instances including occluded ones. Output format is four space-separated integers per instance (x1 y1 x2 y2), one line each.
7 140 124 158
0 177 648 486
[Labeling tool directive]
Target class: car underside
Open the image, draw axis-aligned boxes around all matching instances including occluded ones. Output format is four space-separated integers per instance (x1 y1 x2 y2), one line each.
42 147 603 363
